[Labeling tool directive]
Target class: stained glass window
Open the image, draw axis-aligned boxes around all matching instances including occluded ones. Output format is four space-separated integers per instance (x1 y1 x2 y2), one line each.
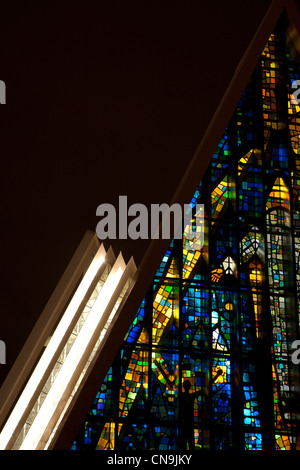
73 15 300 451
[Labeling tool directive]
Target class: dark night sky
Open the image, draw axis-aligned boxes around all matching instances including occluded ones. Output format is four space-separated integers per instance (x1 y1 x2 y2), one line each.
0 0 291 385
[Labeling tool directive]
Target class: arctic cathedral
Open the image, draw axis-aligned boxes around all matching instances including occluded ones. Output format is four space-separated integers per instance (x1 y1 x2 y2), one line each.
72 15 300 451
1 4 300 454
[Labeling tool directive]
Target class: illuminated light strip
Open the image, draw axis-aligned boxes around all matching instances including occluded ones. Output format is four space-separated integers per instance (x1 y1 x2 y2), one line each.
0 231 100 432
20 253 130 450
13 260 113 450
0 244 106 451
44 264 136 450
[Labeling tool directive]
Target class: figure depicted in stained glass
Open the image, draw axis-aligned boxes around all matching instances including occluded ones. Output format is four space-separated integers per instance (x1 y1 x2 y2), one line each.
179 379 204 451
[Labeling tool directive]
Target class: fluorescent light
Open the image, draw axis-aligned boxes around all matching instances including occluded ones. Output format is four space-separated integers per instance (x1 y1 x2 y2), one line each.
20 262 124 450
0 245 105 450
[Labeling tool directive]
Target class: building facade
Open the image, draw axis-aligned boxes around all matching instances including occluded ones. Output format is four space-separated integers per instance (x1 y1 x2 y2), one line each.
72 14 300 451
